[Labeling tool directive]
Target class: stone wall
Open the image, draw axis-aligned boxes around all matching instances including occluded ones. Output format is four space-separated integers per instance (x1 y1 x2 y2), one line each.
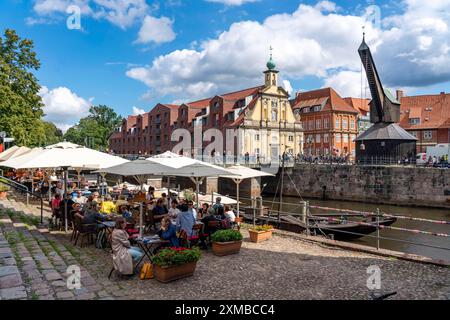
261 164 450 208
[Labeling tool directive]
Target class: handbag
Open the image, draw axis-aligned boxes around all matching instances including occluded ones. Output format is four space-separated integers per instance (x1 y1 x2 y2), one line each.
139 262 154 280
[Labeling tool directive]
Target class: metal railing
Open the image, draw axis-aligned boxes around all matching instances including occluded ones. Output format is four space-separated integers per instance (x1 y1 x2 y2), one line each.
237 197 450 256
0 176 30 205
0 177 44 224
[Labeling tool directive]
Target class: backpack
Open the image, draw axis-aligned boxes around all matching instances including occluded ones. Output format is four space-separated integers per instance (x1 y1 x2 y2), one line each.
139 262 154 280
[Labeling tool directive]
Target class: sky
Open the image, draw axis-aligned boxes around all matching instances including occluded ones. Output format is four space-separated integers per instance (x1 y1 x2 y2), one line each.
1 0 450 131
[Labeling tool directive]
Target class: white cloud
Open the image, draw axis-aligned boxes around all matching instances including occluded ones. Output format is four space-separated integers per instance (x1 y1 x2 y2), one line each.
126 0 450 101
205 0 259 6
132 106 146 115
39 86 92 131
126 2 372 101
33 0 92 15
323 71 368 98
282 80 293 95
92 0 149 29
136 15 176 44
31 0 150 29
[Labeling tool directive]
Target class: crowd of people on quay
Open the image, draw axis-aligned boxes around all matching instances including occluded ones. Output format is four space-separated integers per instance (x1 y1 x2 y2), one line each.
45 180 240 276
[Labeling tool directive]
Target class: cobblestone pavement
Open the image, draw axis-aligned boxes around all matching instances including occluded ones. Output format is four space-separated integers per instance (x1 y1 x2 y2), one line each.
1 198 450 300
51 230 450 300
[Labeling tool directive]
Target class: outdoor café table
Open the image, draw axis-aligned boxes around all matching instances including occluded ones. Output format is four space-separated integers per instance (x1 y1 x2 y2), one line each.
97 220 116 250
134 237 170 272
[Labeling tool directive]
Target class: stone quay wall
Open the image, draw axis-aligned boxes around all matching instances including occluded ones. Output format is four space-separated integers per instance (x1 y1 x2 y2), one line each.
262 164 450 209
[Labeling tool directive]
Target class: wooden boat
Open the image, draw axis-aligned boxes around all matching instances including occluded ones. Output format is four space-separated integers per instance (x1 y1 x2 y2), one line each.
308 215 397 240
243 212 397 240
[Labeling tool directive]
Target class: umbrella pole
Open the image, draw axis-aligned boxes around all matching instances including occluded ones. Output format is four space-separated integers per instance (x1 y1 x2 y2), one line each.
139 202 143 238
235 179 241 217
64 168 68 233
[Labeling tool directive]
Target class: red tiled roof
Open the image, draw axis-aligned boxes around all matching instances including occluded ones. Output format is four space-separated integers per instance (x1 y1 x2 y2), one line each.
292 88 358 114
344 97 370 114
399 93 450 130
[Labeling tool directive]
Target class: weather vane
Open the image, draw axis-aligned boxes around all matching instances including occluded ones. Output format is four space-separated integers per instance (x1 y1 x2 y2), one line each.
269 45 273 59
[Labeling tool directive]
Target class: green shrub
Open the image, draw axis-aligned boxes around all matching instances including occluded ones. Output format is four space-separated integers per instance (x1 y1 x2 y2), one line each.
153 246 201 267
211 229 243 242
0 184 10 192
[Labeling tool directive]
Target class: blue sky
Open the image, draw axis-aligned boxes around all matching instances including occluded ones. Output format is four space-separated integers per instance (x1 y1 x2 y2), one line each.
1 0 450 130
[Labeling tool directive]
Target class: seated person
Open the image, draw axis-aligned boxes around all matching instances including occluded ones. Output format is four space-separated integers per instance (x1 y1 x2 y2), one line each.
100 194 117 214
118 205 132 220
70 202 83 223
158 217 180 247
224 205 236 222
152 198 168 221
198 203 210 219
76 201 108 232
168 200 180 223
201 209 223 235
176 203 196 237
111 217 143 276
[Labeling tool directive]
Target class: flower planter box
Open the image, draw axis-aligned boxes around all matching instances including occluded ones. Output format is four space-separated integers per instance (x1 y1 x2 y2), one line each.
248 229 273 243
212 240 242 256
154 261 197 283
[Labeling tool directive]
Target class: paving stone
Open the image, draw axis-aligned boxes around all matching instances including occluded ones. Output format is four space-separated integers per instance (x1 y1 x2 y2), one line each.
39 295 55 300
56 291 74 299
0 286 27 300
0 273 23 289
45 272 62 281
75 292 96 300
0 266 19 277
34 288 52 296
51 280 66 287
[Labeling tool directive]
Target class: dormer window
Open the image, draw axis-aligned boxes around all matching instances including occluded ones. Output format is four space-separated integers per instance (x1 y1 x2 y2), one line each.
409 118 420 125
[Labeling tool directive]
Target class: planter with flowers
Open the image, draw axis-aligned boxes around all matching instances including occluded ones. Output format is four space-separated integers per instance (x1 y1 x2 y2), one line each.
0 184 9 200
248 224 274 243
211 229 243 256
152 247 201 283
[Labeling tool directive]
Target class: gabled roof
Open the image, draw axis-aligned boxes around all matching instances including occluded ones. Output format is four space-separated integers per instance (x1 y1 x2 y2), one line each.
399 92 450 130
292 88 358 114
344 97 370 114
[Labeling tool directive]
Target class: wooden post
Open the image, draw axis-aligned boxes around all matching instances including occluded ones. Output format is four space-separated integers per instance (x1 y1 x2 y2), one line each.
376 208 380 250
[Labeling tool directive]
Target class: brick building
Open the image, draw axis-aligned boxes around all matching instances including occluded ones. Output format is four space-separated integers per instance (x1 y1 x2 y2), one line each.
109 58 304 160
291 88 359 157
397 91 450 153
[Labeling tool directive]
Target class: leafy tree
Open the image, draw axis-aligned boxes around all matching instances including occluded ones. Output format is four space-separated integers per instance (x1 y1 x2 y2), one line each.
0 29 45 146
42 121 63 146
63 105 122 151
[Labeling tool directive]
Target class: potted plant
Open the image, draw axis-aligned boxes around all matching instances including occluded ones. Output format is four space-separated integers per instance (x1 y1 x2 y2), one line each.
248 224 274 243
211 229 243 256
152 247 201 283
0 184 9 200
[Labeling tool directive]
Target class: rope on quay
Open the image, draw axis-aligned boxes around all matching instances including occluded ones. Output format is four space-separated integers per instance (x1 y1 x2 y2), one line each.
239 195 450 225
308 205 450 225
312 216 450 238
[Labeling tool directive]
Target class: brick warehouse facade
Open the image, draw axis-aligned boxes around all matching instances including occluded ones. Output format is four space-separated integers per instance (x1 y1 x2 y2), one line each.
290 88 359 158
397 91 450 153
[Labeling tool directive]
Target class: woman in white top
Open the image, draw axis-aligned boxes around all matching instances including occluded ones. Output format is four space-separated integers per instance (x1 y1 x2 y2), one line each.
224 204 236 222
168 200 180 223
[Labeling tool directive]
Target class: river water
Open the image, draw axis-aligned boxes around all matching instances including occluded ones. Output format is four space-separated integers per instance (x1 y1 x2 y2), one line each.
258 196 450 262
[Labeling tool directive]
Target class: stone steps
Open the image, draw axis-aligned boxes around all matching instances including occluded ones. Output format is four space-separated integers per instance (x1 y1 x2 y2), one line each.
0 197 114 300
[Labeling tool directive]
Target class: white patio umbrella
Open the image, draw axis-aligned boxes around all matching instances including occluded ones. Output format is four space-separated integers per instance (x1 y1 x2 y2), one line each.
156 159 239 210
0 146 32 162
96 159 175 237
197 192 237 205
1 142 129 232
0 142 128 170
221 165 274 216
